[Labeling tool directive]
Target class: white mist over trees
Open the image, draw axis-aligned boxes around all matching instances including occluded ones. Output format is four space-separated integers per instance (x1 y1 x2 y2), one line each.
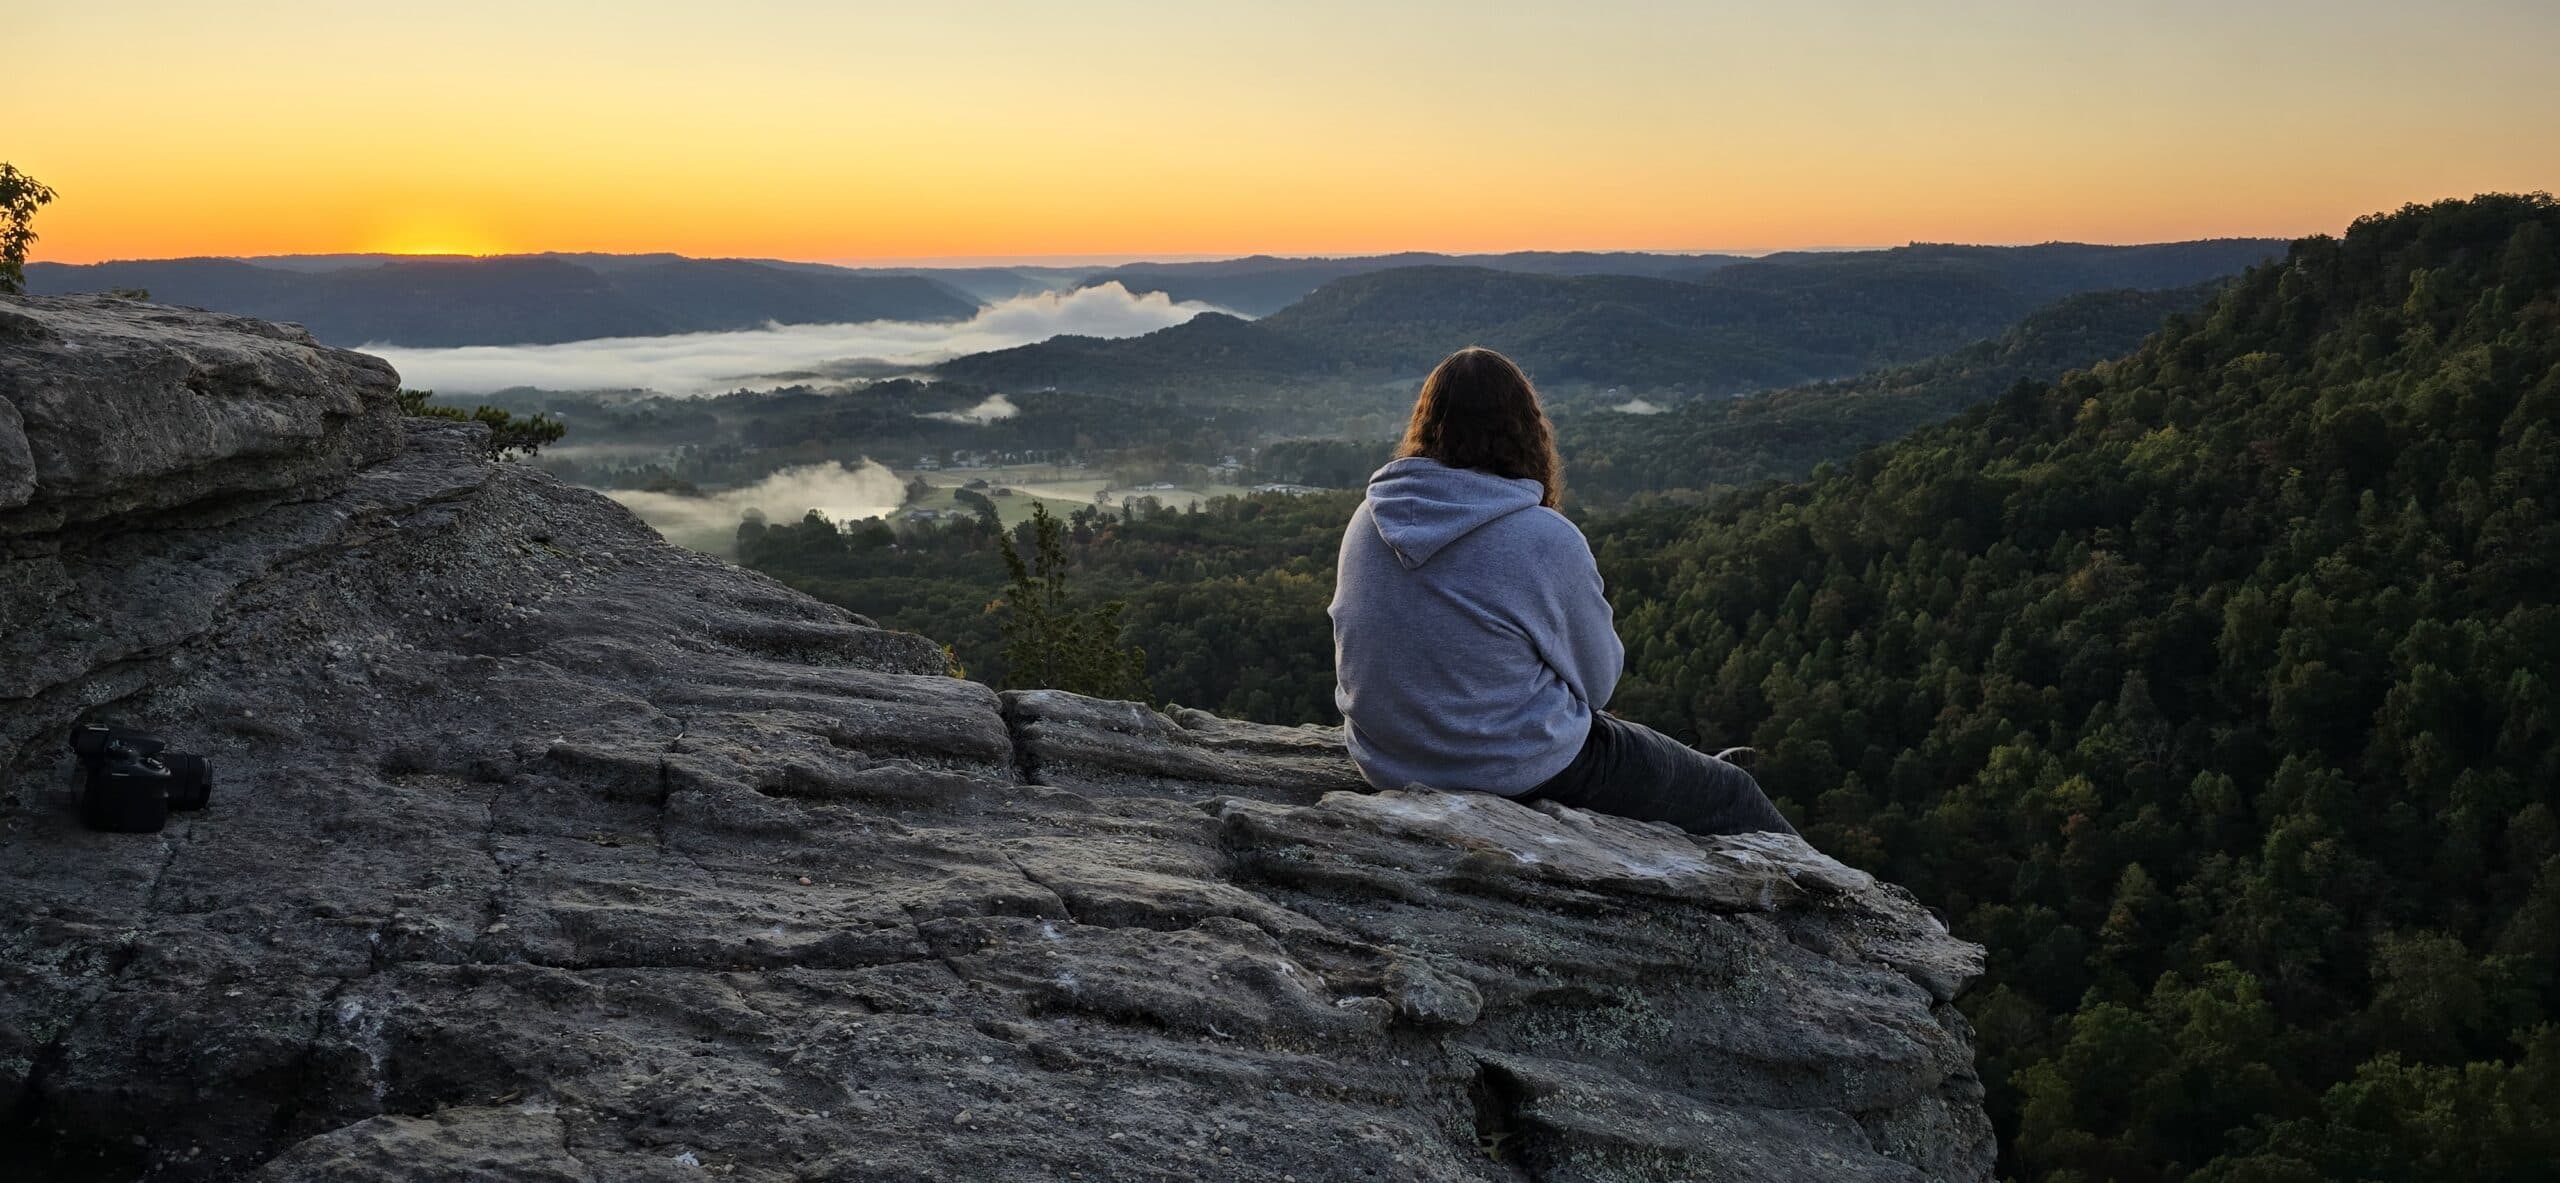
366 283 1224 395
608 460 908 554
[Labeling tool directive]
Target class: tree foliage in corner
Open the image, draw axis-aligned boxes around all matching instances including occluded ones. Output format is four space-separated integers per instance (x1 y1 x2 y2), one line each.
396 388 568 461
989 501 1150 701
0 163 58 296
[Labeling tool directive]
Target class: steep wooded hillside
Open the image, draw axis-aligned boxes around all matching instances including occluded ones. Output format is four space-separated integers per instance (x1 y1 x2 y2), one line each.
1558 283 2227 500
1590 194 2560 1181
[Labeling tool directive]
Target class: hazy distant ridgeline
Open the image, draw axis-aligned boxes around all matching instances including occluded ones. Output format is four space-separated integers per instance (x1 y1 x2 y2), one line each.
830 265 1097 304
29 240 2280 367
1078 240 2281 320
942 239 2286 395
1074 249 1756 315
25 254 981 347
1699 238 2293 294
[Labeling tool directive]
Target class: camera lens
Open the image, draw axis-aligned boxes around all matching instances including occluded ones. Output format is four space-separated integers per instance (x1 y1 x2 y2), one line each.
166 753 213 812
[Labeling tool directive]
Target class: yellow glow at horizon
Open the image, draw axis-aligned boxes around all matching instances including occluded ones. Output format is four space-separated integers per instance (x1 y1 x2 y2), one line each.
10 1 2558 263
367 229 510 258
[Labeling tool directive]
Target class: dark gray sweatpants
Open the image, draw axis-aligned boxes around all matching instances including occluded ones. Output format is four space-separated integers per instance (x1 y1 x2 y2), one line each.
1517 713 1799 837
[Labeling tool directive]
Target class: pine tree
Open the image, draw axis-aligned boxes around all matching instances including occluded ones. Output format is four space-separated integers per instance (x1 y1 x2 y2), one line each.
990 502 1150 700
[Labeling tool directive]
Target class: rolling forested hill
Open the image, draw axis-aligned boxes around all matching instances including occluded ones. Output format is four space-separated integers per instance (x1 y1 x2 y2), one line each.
1590 193 2560 1179
931 310 1338 393
938 239 2282 397
1558 282 2228 501
25 254 980 346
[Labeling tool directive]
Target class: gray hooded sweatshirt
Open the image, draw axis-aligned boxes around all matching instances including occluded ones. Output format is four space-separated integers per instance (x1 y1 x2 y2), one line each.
1329 456 1624 795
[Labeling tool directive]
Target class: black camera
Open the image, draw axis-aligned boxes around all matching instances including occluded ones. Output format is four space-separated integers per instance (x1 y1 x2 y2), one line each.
67 724 212 833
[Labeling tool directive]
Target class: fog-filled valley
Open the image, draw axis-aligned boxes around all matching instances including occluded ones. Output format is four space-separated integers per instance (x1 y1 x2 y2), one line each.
368 283 1222 395
37 237 2295 637
49 237 2276 558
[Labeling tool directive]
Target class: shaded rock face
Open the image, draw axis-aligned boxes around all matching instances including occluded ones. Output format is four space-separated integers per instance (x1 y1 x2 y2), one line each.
0 295 401 538
0 296 1994 1182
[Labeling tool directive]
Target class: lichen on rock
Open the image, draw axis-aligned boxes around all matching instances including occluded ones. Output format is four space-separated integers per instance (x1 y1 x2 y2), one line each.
0 295 1994 1181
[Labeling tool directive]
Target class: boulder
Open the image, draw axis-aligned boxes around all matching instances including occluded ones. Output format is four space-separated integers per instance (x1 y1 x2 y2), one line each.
0 297 1994 1181
0 294 401 537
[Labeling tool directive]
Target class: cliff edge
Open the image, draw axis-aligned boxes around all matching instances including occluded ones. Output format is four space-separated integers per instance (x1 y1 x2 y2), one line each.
0 295 1994 1182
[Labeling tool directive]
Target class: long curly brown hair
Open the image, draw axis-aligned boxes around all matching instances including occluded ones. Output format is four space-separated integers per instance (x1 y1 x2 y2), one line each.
1393 346 1563 508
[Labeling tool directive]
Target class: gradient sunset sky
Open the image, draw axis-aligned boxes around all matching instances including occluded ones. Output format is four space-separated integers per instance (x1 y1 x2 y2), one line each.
13 1 2558 264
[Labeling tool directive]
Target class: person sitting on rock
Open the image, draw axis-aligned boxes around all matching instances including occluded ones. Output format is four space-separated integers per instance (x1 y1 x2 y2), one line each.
1328 346 1799 838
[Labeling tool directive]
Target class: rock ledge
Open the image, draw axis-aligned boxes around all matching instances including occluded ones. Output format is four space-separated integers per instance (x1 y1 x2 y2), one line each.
0 296 1993 1182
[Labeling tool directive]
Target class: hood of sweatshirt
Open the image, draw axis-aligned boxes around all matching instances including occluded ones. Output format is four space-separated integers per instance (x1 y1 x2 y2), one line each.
1363 456 1547 570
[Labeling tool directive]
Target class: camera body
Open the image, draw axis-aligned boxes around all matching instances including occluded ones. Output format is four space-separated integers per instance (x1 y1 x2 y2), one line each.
68 724 212 833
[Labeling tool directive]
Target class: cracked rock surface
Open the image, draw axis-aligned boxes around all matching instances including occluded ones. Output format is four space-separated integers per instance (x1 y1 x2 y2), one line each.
0 296 1994 1181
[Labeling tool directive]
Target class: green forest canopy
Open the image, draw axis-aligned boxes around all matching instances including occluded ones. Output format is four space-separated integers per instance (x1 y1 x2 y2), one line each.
1590 193 2560 1180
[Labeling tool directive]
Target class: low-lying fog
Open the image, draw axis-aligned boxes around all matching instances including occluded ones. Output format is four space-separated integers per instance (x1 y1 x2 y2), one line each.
921 394 1019 424
608 460 907 555
366 283 1222 396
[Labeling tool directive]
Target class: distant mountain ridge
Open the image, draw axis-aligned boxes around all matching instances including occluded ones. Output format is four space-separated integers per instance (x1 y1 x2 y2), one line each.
940 238 2287 395
25 254 982 347
27 239 2285 369
1076 250 1755 315
1686 239 2296 299
1077 240 2287 317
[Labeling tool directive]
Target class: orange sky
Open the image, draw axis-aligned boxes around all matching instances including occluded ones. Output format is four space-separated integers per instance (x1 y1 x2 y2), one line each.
12 1 2558 264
